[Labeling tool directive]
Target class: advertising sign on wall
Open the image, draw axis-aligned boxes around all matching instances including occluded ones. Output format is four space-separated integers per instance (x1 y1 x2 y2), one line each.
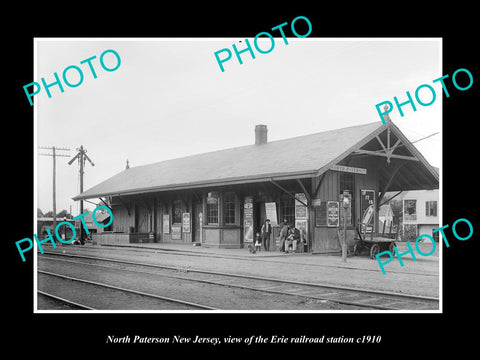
171 224 182 240
327 201 340 227
182 212 191 233
295 193 308 219
295 218 308 249
360 189 375 233
265 202 278 226
244 196 253 243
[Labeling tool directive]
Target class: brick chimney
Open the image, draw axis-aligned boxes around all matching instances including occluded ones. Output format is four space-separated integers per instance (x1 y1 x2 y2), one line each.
255 124 268 145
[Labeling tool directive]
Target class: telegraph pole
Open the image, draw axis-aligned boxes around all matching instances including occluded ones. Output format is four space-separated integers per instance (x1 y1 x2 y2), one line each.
68 145 95 244
39 146 70 237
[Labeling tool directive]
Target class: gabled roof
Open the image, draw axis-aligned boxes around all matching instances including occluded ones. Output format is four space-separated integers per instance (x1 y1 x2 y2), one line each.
73 121 439 200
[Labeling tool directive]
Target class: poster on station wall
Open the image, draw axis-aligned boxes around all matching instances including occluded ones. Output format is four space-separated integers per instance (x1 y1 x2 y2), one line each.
312 198 322 207
360 189 375 233
327 201 340 227
182 212 191 233
265 202 278 226
295 193 308 219
171 224 182 240
244 196 253 243
199 212 203 243
162 214 170 234
295 219 308 247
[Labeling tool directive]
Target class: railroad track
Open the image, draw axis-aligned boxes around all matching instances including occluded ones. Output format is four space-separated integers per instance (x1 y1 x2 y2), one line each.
37 269 218 310
39 244 439 277
37 290 96 310
39 251 439 311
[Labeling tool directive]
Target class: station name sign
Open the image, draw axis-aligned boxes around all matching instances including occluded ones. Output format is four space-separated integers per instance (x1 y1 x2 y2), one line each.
330 164 367 175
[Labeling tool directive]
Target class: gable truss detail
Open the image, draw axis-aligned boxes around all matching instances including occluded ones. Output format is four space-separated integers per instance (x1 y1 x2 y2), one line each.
354 126 418 163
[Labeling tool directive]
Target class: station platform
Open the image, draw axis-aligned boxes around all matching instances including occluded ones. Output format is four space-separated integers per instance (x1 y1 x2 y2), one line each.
99 241 305 258
97 240 438 258
91 240 439 276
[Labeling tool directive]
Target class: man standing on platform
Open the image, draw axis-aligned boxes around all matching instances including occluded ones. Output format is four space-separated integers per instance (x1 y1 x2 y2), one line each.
261 219 272 251
278 219 289 252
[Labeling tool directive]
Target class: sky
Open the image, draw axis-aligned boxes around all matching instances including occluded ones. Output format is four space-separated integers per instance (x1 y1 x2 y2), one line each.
35 38 442 216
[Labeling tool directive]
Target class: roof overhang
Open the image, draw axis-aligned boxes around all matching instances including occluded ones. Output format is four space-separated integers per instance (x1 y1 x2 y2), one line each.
72 170 317 201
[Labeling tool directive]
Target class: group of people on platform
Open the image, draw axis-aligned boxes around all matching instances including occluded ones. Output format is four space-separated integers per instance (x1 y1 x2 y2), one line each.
254 218 306 254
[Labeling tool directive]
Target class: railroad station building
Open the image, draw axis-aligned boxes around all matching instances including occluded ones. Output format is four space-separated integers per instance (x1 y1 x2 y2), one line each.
72 119 439 254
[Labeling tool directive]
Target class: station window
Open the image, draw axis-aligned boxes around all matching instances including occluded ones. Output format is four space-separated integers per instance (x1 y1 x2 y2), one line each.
404 199 417 221
173 200 183 224
426 201 437 217
224 192 236 225
207 191 219 224
280 195 295 225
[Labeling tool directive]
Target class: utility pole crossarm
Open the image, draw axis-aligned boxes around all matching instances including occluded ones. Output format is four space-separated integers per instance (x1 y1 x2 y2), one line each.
39 146 70 151
69 145 95 245
83 152 95 166
67 152 81 165
39 153 70 157
38 146 70 238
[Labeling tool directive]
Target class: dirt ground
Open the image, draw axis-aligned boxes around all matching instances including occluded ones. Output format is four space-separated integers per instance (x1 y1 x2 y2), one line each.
37 257 369 311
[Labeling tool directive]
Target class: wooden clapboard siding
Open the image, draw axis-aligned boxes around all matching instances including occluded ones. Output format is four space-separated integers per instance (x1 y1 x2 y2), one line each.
111 202 135 233
312 170 341 253
312 155 379 253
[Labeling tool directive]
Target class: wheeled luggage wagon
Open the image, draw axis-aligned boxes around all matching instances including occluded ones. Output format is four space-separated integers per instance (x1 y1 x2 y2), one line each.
353 221 398 259
353 235 396 259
